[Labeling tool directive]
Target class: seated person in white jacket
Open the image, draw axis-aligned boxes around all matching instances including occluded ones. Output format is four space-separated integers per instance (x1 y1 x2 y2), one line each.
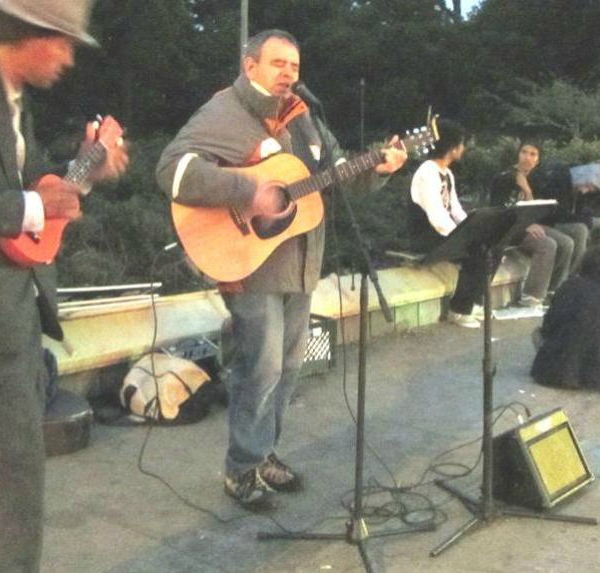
408 119 485 328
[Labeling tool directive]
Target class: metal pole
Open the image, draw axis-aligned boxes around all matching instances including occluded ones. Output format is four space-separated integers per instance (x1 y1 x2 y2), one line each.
482 249 495 520
360 78 365 152
240 0 249 71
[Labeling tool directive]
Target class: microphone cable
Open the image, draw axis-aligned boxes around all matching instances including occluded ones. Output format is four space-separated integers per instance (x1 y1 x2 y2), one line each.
134 243 352 534
316 101 536 532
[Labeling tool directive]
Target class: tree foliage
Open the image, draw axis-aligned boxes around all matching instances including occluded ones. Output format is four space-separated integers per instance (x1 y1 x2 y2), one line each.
503 80 600 140
25 0 600 289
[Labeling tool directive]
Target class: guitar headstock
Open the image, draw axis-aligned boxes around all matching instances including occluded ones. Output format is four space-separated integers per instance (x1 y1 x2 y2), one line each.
401 112 440 157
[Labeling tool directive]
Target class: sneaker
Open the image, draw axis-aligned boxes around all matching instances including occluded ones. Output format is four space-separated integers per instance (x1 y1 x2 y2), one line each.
471 304 485 320
259 453 303 492
224 467 274 510
518 294 544 309
447 310 481 329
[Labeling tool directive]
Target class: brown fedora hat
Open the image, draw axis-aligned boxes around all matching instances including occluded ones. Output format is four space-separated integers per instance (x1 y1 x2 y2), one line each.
0 0 98 46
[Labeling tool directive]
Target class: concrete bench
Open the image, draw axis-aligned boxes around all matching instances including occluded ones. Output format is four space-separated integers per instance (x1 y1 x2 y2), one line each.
45 249 531 395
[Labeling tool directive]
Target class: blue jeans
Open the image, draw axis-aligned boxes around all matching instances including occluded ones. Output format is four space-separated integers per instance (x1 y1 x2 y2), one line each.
221 292 311 476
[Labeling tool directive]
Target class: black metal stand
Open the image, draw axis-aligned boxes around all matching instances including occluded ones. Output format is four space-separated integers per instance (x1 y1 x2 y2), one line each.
258 272 433 572
430 247 597 557
257 93 431 573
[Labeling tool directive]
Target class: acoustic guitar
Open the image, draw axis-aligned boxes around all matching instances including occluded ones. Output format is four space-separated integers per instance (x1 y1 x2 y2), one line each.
172 125 437 283
0 118 123 267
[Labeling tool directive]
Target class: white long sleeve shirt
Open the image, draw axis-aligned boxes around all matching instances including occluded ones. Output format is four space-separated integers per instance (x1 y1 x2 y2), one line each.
410 159 467 236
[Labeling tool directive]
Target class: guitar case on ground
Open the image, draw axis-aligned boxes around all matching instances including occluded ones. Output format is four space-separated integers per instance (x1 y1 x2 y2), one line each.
43 388 94 457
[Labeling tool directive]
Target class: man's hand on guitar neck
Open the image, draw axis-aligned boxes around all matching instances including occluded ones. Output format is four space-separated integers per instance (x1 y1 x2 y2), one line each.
80 115 129 183
36 175 81 221
375 135 408 175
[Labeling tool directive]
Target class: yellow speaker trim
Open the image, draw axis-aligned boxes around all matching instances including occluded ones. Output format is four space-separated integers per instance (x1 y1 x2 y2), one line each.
518 408 568 443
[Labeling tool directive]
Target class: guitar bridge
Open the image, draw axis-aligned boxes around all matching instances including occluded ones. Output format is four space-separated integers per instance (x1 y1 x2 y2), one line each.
229 207 250 235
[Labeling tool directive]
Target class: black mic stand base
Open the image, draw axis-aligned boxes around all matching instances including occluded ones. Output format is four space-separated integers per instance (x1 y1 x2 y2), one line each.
430 248 597 558
257 274 433 573
431 478 597 557
258 508 434 573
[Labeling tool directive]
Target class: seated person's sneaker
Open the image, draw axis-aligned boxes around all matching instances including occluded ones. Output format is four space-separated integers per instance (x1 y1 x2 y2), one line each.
518 294 545 309
517 294 549 310
471 304 485 320
259 453 303 492
224 467 274 510
447 310 480 329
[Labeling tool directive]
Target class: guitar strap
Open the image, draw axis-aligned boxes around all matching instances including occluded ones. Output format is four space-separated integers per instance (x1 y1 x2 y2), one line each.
261 94 320 174
32 270 64 341
287 112 320 175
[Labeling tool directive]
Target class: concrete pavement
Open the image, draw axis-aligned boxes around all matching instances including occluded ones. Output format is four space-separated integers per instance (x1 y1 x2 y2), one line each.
42 317 600 573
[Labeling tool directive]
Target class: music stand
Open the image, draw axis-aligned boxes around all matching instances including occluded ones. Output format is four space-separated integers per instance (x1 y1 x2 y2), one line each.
425 203 598 557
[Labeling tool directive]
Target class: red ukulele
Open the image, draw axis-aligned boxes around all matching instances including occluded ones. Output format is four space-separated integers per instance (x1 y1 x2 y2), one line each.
0 118 123 267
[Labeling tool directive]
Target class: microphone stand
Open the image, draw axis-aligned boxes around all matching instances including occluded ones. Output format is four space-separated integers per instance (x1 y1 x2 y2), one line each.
257 91 432 573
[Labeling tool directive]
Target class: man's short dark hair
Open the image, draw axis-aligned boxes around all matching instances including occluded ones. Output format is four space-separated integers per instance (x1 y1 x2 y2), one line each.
431 119 465 159
517 140 543 163
244 29 299 61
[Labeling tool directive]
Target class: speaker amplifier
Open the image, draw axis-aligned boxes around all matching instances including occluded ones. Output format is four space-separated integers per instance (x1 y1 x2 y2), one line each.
493 408 594 509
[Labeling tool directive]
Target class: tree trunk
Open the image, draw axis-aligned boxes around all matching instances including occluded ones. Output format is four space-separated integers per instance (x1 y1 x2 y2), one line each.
435 0 462 22
452 0 462 20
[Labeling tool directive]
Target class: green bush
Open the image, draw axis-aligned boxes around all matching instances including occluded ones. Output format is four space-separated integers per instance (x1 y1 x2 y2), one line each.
56 134 208 294
56 134 600 289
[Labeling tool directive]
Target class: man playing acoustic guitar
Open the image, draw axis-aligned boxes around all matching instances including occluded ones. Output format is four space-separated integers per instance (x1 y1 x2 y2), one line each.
157 29 406 510
0 1 127 570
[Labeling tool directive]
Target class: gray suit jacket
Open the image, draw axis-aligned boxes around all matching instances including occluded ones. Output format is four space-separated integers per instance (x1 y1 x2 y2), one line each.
0 80 62 354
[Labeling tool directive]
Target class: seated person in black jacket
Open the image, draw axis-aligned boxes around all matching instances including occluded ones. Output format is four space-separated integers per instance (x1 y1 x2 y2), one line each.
491 142 589 305
530 158 591 266
531 245 600 389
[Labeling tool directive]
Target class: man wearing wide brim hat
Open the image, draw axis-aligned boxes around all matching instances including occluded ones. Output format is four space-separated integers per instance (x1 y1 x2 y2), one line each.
0 2 127 571
0 0 98 46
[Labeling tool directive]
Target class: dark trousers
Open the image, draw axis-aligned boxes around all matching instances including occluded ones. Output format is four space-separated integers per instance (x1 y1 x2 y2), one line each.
411 230 488 316
450 254 488 315
0 345 46 573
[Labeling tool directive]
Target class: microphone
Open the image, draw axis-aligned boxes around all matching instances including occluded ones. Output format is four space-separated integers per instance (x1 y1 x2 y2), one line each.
292 82 323 108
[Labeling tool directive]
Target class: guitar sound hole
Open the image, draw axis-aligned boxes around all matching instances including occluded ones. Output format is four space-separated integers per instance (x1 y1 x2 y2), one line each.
251 203 298 239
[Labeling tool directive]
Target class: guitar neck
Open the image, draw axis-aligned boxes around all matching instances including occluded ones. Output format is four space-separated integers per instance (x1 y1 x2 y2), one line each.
65 142 107 186
286 135 421 201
